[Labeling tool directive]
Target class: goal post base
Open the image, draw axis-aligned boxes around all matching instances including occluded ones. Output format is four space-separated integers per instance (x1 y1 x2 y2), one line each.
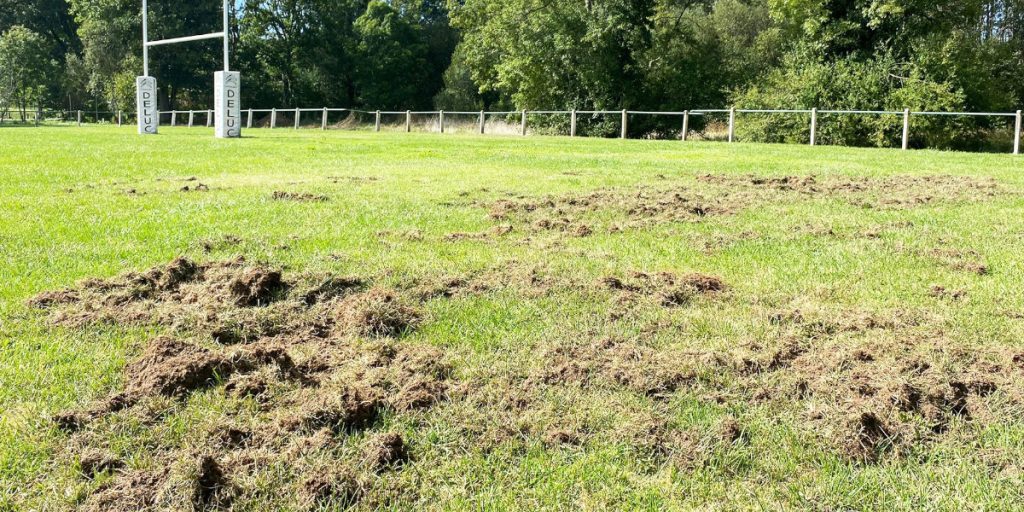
136 76 158 134
214 71 241 138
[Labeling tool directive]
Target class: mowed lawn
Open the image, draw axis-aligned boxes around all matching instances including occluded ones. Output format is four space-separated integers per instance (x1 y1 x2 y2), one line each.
2 125 1024 510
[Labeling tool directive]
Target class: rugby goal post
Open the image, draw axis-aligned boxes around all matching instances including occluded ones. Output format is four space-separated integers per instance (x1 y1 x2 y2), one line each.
137 0 240 138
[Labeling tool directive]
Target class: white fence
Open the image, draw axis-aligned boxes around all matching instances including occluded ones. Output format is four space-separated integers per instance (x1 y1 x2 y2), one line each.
3 107 1022 155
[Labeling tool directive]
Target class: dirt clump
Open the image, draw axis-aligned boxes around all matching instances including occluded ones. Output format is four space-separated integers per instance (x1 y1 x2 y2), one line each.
444 224 515 241
532 337 697 397
362 432 409 472
297 276 364 305
697 173 1003 209
39 258 459 509
300 468 362 509
718 417 744 444
842 411 895 462
26 289 79 309
78 449 124 478
929 285 967 300
601 271 727 308
27 257 294 327
124 337 229 398
544 429 582 447
387 346 451 410
336 288 422 338
192 455 233 509
272 190 329 202
199 234 243 253
284 386 384 433
484 185 748 237
928 247 989 275
82 468 168 511
227 267 286 306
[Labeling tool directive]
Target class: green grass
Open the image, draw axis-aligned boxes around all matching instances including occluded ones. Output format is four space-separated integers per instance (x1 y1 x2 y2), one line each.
2 126 1024 510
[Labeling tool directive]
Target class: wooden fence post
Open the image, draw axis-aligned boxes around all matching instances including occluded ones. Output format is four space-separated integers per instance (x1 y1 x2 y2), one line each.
375 110 381 132
479 111 485 134
206 110 212 127
271 108 277 129
439 110 445 133
621 109 628 139
294 108 300 129
1014 110 1021 155
322 108 328 130
682 111 689 141
247 108 253 129
570 109 577 137
407 110 412 133
810 108 817 146
171 111 176 127
521 110 527 136
117 111 122 126
902 108 910 150
728 108 736 143
188 111 194 127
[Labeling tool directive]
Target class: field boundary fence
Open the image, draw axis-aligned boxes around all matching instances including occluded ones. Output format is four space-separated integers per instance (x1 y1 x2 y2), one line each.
3 106 1022 155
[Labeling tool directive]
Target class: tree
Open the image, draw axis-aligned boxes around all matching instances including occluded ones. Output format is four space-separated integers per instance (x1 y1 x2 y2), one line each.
353 1 430 109
0 26 58 120
238 0 367 107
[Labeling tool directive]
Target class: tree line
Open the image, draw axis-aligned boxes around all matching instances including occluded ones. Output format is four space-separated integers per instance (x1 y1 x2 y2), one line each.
2 0 1024 149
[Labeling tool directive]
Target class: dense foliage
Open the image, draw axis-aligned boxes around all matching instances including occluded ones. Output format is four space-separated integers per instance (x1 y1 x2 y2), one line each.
1 0 1023 147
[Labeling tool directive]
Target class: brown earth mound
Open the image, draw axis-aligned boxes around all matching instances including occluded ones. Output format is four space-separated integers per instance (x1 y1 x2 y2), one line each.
272 191 329 202
36 258 451 509
601 271 727 308
452 174 1004 243
34 253 1024 508
696 173 1002 209
484 186 744 237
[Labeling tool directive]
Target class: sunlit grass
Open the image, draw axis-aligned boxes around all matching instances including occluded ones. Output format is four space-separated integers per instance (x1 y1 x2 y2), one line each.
2 126 1023 510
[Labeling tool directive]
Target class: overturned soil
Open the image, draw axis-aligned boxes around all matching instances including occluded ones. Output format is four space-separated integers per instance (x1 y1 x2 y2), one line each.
695 173 1003 209
36 258 449 510
446 174 1006 241
272 190 329 202
32 248 1024 508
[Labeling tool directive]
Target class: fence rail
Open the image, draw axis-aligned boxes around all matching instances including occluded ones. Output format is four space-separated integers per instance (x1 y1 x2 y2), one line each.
3 107 1022 155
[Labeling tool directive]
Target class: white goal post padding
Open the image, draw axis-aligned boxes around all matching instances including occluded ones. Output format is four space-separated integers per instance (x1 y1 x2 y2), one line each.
137 0 239 138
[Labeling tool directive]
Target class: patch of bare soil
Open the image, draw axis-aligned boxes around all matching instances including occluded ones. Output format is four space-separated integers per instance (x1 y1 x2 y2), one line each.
35 251 1024 509
180 183 210 192
741 306 1022 462
697 173 1003 209
482 186 747 238
443 224 514 241
600 271 727 309
82 468 168 511
197 234 243 253
361 432 409 472
927 247 990 275
35 258 452 509
272 191 329 202
529 336 701 398
450 174 1002 242
27 257 314 333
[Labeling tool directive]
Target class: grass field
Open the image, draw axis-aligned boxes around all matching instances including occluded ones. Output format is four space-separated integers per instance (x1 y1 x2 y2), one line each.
2 126 1024 510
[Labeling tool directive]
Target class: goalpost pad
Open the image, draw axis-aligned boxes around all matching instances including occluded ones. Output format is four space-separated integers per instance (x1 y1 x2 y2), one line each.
214 71 241 138
136 76 158 134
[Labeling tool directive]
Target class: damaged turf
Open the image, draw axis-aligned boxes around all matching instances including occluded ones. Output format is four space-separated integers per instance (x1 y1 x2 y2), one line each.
34 258 450 509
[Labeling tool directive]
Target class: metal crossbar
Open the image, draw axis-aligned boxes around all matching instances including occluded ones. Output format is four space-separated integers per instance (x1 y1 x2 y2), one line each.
146 32 225 47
